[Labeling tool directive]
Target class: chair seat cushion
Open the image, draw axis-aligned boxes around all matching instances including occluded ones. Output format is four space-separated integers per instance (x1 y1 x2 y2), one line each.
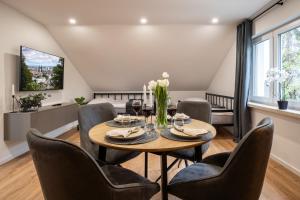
169 163 221 185
168 143 210 161
102 165 157 186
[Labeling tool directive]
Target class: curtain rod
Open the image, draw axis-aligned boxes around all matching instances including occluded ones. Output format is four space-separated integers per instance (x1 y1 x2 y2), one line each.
251 0 284 21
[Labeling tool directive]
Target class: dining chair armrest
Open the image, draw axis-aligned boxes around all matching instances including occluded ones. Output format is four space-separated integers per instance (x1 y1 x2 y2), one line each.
202 152 231 167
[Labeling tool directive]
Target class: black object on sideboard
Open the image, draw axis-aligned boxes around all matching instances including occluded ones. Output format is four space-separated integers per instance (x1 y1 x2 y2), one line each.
4 103 78 141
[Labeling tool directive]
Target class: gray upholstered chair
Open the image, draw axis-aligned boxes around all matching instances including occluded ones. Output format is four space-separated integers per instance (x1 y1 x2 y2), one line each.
168 118 274 200
78 103 140 165
168 101 212 162
27 129 160 200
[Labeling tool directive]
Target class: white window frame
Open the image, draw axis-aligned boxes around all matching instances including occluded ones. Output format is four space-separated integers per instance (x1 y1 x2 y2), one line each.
250 33 275 105
250 18 300 110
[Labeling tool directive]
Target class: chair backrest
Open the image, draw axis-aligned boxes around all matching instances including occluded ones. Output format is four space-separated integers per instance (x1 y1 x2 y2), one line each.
221 118 274 200
78 103 116 159
26 129 114 200
177 101 211 123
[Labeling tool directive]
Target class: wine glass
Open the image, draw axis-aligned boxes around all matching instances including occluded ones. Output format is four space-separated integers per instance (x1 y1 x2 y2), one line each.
132 100 142 117
167 106 177 127
142 106 152 133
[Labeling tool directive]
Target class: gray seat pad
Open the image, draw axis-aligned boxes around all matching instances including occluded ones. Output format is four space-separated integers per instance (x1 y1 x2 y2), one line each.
169 163 221 185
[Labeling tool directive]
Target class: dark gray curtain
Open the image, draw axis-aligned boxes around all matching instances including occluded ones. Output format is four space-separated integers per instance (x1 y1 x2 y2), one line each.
233 20 252 141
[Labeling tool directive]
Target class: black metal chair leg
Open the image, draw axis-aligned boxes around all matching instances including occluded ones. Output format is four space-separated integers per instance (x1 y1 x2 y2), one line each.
177 159 182 168
155 158 179 182
184 160 189 167
144 152 148 178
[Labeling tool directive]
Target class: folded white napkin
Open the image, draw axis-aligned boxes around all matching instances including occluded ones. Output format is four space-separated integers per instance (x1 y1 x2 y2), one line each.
114 115 130 122
114 115 139 122
174 124 207 137
107 127 140 138
174 113 189 120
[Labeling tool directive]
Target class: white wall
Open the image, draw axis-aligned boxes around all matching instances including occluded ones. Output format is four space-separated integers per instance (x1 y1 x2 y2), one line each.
208 0 300 176
0 2 92 164
253 0 300 36
48 24 236 91
208 42 236 97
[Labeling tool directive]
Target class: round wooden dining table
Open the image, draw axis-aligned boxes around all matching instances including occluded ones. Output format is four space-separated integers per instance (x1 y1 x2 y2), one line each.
89 119 216 200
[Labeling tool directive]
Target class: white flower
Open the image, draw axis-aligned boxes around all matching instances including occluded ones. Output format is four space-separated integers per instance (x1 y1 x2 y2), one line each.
158 79 169 87
162 72 169 79
148 80 157 90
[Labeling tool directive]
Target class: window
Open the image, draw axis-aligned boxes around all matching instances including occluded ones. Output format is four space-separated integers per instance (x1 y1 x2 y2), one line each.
279 26 300 101
252 39 271 98
251 19 300 109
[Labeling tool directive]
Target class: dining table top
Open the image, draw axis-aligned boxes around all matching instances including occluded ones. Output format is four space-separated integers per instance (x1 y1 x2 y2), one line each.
89 118 216 153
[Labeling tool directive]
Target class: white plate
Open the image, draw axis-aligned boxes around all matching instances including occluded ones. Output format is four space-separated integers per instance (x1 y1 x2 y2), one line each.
106 129 145 140
170 128 208 139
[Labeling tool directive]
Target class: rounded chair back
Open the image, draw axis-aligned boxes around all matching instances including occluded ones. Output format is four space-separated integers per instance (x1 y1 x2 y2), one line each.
78 103 116 159
26 129 114 200
177 101 211 123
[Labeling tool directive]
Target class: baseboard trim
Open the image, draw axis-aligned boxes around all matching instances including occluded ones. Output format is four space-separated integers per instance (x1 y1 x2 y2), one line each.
270 153 300 177
0 121 78 165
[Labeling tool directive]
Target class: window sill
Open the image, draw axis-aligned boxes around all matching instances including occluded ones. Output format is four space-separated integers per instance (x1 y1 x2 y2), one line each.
248 102 300 119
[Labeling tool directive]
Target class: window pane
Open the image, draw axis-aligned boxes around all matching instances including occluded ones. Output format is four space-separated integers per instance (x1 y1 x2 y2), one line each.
280 26 300 101
253 40 271 98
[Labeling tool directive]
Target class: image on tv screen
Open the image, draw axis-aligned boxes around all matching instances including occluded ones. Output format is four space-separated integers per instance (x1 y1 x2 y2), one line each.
20 46 64 91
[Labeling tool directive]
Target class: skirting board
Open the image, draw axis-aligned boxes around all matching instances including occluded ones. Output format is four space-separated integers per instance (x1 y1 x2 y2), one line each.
0 121 78 165
270 153 300 177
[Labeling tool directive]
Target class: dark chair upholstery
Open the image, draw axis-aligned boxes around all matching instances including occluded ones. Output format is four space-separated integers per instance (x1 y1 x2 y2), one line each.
168 118 274 200
27 129 160 200
78 103 140 165
168 101 212 162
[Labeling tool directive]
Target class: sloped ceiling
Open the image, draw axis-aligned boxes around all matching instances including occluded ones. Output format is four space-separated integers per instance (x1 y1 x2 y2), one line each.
1 0 271 91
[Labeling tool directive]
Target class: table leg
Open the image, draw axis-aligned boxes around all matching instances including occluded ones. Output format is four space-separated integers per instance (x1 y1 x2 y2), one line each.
160 153 168 200
144 152 148 178
194 146 203 162
98 146 107 162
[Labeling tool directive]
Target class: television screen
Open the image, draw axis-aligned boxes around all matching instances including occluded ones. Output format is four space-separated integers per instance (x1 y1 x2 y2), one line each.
20 46 64 91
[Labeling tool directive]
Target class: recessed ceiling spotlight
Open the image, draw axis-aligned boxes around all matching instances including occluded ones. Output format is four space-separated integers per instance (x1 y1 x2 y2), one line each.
69 18 77 25
140 17 148 25
211 17 219 24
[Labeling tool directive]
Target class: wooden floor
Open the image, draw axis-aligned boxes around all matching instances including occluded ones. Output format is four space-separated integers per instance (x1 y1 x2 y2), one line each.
0 129 300 200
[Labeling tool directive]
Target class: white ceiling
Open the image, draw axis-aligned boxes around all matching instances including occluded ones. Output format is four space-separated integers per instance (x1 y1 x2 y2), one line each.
1 0 272 91
2 0 271 25
48 25 235 91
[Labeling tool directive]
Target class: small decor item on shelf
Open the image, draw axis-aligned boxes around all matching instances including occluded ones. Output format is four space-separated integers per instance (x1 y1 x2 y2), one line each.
74 96 87 105
148 72 170 128
19 93 47 112
266 68 300 110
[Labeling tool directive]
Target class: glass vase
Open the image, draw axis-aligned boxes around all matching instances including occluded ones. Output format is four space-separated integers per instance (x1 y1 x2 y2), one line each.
155 97 168 129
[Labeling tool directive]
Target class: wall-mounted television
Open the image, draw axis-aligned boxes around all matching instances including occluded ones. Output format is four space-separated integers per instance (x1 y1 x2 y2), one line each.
20 46 64 91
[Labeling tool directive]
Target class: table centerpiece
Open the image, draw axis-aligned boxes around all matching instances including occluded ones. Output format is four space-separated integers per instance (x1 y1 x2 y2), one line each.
148 72 170 128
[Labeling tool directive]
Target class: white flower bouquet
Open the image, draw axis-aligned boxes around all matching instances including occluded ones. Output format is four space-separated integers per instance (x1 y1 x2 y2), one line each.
148 72 170 128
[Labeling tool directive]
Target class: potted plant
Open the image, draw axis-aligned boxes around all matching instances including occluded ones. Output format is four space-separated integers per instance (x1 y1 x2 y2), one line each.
19 93 47 112
148 72 170 128
266 68 300 110
74 96 87 105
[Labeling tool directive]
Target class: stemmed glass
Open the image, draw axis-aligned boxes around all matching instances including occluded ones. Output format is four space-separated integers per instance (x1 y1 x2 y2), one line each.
142 105 152 133
132 100 142 117
167 106 177 127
